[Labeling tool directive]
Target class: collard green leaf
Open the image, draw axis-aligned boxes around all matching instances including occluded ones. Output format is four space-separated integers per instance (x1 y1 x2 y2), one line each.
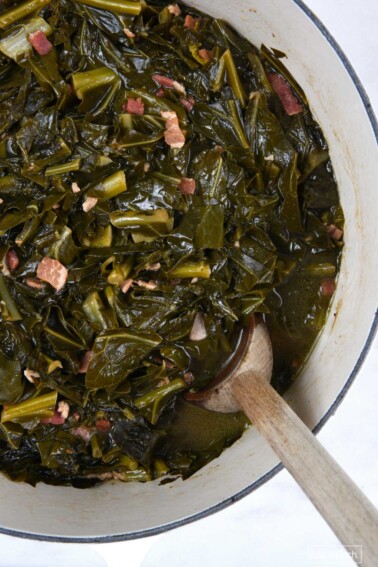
0 353 23 404
86 328 162 390
191 148 228 205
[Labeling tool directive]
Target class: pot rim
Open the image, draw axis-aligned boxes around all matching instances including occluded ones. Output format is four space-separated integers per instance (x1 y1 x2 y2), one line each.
1 0 377 544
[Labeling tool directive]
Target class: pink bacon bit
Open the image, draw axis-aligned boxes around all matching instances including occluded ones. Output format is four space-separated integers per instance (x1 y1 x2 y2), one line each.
327 224 343 241
24 369 40 384
82 196 98 213
179 177 196 195
152 73 175 88
26 277 44 289
121 278 134 293
321 279 336 297
198 48 214 63
145 262 161 271
168 4 181 16
36 257 68 292
179 97 195 112
6 250 19 271
123 27 135 38
267 73 303 116
96 419 111 432
152 74 186 95
155 88 166 98
28 31 53 56
184 371 194 384
161 110 186 149
184 14 199 29
78 350 93 373
41 410 66 425
72 426 94 443
134 279 157 290
40 402 69 426
71 182 81 194
123 97 145 115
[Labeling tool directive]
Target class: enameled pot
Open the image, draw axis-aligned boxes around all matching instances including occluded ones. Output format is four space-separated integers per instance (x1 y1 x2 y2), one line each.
0 0 377 542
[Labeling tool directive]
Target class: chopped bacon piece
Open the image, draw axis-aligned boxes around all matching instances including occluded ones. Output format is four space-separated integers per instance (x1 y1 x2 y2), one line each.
179 97 194 112
198 48 214 63
26 277 44 289
184 371 194 384
321 279 336 297
267 73 303 115
36 257 68 292
327 224 343 241
161 110 186 149
123 97 145 115
123 27 135 38
0 198 3 204
152 74 185 94
24 369 40 383
152 73 175 88
28 31 53 56
82 196 98 212
184 14 199 29
6 250 19 271
172 80 186 95
57 400 70 420
72 426 94 443
145 262 161 271
164 358 175 369
264 154 274 162
155 88 166 97
71 182 81 193
121 278 134 293
41 402 69 425
85 471 114 480
78 351 93 373
135 279 157 290
168 4 181 15
96 419 111 432
40 410 66 426
179 177 196 195
189 312 207 341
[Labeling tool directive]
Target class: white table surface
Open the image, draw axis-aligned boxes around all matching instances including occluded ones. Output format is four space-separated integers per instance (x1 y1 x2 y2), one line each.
0 1 377 565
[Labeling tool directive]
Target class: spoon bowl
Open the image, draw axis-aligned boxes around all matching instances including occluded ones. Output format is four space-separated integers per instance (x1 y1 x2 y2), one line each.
186 316 273 413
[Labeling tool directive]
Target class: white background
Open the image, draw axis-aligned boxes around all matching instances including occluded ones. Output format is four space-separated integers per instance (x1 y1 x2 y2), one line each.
0 1 377 565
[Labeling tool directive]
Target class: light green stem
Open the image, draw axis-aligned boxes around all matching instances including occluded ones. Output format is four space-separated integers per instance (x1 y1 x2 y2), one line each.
168 261 211 279
45 158 81 177
76 0 142 16
0 0 50 29
1 391 57 423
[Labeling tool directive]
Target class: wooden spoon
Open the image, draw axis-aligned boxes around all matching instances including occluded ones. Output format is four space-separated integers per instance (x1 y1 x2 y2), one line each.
186 317 378 566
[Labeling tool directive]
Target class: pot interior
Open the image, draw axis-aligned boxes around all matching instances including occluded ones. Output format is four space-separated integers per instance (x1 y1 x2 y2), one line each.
0 0 377 541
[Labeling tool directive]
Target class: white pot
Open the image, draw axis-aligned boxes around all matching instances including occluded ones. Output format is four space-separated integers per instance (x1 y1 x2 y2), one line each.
0 0 377 542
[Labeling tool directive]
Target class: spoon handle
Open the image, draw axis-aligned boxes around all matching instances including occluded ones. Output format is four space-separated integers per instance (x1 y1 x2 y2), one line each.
233 371 378 567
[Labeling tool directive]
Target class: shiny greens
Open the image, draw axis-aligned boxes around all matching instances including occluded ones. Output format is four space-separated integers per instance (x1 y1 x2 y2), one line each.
0 0 343 486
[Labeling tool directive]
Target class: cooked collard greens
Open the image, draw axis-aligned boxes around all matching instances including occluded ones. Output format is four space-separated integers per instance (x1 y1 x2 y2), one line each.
0 0 343 486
